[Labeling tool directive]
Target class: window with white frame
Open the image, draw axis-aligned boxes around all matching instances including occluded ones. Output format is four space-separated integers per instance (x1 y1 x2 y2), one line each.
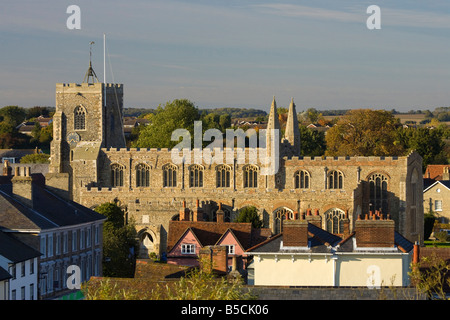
80 229 85 249
95 225 99 245
181 244 195 254
40 235 46 258
72 230 77 251
226 245 235 255
63 232 68 253
55 234 61 255
48 234 53 257
435 200 443 211
87 227 91 247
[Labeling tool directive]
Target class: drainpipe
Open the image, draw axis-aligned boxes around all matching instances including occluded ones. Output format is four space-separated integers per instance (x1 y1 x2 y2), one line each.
331 253 338 287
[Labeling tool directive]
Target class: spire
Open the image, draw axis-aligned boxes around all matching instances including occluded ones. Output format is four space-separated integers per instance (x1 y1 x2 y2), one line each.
267 96 280 131
284 97 301 156
83 41 99 84
265 96 280 158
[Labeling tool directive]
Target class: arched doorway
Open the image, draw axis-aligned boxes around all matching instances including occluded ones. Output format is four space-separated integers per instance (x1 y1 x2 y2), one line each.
138 230 156 258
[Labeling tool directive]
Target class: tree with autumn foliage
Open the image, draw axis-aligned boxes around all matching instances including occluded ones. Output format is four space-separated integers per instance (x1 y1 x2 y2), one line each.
325 109 405 157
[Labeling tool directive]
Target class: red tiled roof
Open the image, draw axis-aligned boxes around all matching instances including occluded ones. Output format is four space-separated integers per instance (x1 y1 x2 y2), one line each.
167 220 271 252
424 165 450 180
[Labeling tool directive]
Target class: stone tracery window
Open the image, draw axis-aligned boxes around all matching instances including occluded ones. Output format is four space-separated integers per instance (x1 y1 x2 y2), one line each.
163 163 177 187
294 170 310 189
111 163 124 187
216 164 231 188
74 106 86 130
189 164 204 188
136 163 150 187
243 164 258 188
328 170 343 189
325 208 345 234
368 173 388 214
274 207 294 234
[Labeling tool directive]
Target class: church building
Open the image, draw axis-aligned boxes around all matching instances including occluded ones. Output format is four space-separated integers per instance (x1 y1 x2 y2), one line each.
47 63 424 258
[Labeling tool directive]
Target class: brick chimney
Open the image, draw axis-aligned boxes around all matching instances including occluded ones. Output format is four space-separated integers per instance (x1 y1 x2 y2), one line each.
216 202 224 223
306 209 322 228
192 199 203 222
283 217 308 247
11 166 34 208
355 213 395 248
443 166 450 180
179 200 190 221
199 245 228 275
3 160 12 176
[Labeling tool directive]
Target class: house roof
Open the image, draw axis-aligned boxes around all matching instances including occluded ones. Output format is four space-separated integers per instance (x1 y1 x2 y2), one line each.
246 222 414 254
0 175 106 232
424 165 450 180
0 230 42 263
0 149 39 159
167 220 272 253
0 266 12 281
423 180 450 193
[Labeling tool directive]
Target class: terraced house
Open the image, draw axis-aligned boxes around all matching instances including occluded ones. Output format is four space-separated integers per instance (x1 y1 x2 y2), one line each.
0 165 105 299
46 63 424 259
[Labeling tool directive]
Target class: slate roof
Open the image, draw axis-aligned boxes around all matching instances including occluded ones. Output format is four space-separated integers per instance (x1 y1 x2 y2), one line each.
423 180 450 193
0 230 42 263
246 222 414 254
0 175 106 232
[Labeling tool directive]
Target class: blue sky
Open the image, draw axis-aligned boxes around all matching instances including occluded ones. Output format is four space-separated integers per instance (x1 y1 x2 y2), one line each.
1 0 449 113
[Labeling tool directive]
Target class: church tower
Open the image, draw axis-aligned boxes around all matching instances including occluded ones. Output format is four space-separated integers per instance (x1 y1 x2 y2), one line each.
48 58 125 199
283 98 301 157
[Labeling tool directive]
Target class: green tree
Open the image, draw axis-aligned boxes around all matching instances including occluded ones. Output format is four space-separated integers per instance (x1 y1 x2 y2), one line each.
26 106 51 119
325 109 404 157
20 153 50 164
299 125 326 156
95 202 138 278
409 253 450 300
0 106 27 127
396 127 447 171
132 99 200 149
235 206 263 228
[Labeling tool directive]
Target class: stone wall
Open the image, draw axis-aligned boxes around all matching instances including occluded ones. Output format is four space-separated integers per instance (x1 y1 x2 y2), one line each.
75 149 423 255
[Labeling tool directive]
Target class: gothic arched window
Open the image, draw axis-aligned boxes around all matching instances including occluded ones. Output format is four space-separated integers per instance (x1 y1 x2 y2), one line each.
189 164 204 188
216 164 231 188
136 163 150 187
273 207 294 234
325 208 345 234
111 163 124 187
369 173 388 214
328 170 343 189
243 165 258 188
163 163 177 188
74 106 86 130
294 170 310 189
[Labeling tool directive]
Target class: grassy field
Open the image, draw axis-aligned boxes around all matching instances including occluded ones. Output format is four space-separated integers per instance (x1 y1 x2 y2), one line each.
424 240 450 248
